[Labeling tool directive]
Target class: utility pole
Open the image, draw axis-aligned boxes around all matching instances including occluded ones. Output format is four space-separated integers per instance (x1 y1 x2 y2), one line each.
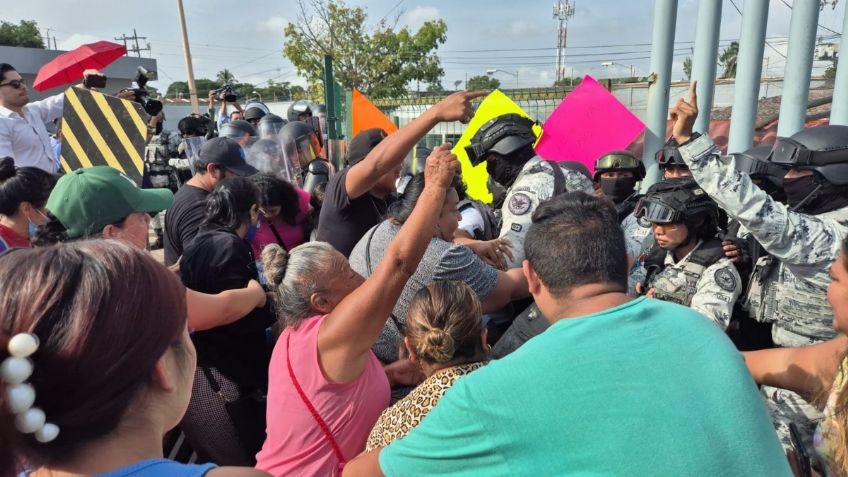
114 31 150 57
553 0 576 82
176 0 200 114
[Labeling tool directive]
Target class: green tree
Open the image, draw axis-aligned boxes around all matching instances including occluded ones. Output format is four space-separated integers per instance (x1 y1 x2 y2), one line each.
466 75 501 90
824 58 837 80
216 69 236 85
165 79 221 99
719 41 738 79
283 0 447 98
553 77 582 87
0 20 45 48
683 56 692 80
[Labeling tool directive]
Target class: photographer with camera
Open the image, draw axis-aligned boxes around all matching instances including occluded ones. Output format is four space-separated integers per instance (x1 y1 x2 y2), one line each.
210 85 244 131
0 64 114 172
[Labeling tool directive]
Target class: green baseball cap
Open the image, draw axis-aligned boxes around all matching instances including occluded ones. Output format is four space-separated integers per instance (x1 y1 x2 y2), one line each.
47 166 174 239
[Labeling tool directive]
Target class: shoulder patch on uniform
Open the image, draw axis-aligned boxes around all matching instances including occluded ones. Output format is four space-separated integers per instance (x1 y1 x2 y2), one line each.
508 192 532 216
511 223 522 232
714 267 738 292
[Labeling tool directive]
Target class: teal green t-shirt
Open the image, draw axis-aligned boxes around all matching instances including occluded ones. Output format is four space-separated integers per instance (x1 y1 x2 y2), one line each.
379 297 791 476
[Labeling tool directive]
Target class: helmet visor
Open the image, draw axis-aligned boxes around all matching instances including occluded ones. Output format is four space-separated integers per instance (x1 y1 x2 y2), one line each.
635 199 682 226
596 153 641 170
655 146 684 166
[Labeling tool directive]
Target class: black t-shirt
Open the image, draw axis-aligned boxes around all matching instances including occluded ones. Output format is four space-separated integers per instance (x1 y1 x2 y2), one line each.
316 167 388 257
164 185 209 266
180 223 275 390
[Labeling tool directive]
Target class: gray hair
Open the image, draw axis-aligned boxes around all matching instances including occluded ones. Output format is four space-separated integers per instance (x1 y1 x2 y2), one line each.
261 241 342 327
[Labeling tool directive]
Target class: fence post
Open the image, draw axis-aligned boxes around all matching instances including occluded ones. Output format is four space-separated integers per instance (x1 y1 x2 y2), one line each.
727 0 769 153
777 0 820 136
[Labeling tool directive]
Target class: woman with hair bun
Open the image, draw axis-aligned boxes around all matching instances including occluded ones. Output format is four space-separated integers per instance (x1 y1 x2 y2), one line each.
0 240 268 477
365 280 489 451
0 156 57 253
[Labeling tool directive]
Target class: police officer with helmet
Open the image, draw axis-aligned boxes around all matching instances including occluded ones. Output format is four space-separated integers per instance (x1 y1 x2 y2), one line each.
465 113 594 269
673 81 848 452
278 120 333 193
634 177 741 330
594 150 646 220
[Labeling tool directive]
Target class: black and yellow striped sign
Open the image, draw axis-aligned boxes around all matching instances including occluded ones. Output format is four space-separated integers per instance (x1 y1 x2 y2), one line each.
60 87 149 184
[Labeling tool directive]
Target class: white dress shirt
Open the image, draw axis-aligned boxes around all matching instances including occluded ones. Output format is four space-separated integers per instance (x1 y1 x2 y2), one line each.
0 93 64 172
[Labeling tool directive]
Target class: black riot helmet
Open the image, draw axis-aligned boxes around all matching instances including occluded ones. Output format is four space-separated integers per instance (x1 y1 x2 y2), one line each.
732 144 788 192
287 100 314 123
280 121 320 169
465 113 537 166
635 177 719 240
769 125 848 185
219 119 256 139
654 135 699 173
257 113 287 139
593 150 646 182
177 115 209 138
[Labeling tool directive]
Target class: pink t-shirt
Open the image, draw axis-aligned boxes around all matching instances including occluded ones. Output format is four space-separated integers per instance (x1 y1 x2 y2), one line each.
256 315 390 477
250 188 311 257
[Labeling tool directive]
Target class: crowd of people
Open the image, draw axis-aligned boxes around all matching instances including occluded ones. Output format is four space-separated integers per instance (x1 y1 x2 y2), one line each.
1 55 848 477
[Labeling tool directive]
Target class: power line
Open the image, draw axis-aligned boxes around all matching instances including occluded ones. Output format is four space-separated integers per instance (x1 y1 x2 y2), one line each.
727 0 787 58
778 0 842 35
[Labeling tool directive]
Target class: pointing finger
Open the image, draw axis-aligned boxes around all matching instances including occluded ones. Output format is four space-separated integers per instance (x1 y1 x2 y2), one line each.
688 80 698 105
463 90 490 100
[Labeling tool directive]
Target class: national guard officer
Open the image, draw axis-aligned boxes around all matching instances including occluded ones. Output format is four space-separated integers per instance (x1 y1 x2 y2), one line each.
674 81 848 451
465 113 594 269
634 177 741 329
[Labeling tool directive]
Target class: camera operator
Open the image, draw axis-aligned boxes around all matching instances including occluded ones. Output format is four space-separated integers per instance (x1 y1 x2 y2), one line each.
209 88 244 131
0 64 114 172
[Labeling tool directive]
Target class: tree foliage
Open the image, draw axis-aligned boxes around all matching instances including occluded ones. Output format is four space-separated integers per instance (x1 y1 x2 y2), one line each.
466 75 501 90
0 20 45 49
719 41 738 79
282 0 448 98
683 56 692 80
553 77 583 87
164 76 310 102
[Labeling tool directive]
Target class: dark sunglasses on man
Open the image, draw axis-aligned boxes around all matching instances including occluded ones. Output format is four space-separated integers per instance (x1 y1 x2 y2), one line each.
0 79 26 89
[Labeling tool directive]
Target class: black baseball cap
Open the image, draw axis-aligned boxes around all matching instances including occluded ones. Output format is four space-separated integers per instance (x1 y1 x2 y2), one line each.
199 137 258 176
346 128 388 166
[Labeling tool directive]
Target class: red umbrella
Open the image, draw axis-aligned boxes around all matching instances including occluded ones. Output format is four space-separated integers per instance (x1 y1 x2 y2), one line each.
33 41 127 91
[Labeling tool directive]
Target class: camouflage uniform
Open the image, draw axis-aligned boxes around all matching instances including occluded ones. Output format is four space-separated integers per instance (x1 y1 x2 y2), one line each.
498 156 594 269
623 211 654 293
680 135 848 450
642 241 741 329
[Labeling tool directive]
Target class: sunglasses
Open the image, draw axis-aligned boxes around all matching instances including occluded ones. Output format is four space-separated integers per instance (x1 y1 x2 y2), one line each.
596 153 640 170
0 79 26 89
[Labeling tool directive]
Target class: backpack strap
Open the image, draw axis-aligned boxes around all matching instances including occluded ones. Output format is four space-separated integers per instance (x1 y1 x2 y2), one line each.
687 238 726 268
544 160 566 196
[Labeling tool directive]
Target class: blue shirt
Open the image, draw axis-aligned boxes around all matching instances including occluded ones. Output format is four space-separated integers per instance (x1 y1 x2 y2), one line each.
380 297 791 476
21 459 216 477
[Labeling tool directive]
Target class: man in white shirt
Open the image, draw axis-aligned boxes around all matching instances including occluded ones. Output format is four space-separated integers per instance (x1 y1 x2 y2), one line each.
0 63 66 172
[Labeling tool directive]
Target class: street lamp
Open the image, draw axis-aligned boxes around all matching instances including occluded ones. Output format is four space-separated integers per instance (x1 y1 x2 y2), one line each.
252 90 262 102
486 69 519 89
601 62 636 78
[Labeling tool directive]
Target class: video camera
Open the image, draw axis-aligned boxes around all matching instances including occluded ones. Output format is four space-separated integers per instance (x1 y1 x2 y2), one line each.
210 84 240 103
129 66 163 116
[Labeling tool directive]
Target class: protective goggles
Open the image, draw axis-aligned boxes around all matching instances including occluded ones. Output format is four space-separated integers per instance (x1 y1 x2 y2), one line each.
734 154 787 179
595 153 641 170
655 146 685 166
769 137 848 167
633 198 682 226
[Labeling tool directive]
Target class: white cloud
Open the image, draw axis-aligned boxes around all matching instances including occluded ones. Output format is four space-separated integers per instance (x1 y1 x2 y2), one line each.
399 6 442 32
55 33 101 51
256 16 288 36
510 21 535 39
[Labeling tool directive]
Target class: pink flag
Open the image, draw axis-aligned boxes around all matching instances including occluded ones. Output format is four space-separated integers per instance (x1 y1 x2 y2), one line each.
534 75 645 173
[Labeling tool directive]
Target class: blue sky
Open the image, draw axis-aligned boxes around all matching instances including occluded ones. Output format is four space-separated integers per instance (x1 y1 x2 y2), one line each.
5 0 845 94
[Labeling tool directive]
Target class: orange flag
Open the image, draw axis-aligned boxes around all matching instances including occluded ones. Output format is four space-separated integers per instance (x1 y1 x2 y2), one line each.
352 88 398 137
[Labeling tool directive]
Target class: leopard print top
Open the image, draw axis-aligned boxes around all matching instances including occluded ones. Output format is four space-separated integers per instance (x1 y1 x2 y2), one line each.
365 362 486 452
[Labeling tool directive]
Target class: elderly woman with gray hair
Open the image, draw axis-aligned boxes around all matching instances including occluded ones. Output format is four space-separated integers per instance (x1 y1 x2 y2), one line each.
254 144 460 477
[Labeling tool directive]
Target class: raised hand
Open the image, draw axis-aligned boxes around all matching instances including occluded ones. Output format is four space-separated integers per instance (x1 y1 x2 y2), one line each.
424 143 461 188
431 90 489 124
670 80 698 145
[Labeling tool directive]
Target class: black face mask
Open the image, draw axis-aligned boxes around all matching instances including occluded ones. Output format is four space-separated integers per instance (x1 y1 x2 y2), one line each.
487 159 525 189
784 175 848 214
600 177 637 204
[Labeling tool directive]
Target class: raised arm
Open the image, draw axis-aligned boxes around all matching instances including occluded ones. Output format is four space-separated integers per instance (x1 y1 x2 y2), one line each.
743 335 847 401
319 146 460 376
344 91 486 199
673 82 846 276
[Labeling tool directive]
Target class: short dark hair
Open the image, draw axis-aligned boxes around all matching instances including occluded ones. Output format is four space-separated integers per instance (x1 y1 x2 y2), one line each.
525 192 627 296
389 172 467 224
0 63 15 83
204 177 258 231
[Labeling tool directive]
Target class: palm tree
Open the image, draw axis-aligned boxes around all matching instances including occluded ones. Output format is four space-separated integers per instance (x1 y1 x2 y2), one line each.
683 56 693 80
216 69 236 85
719 41 739 79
